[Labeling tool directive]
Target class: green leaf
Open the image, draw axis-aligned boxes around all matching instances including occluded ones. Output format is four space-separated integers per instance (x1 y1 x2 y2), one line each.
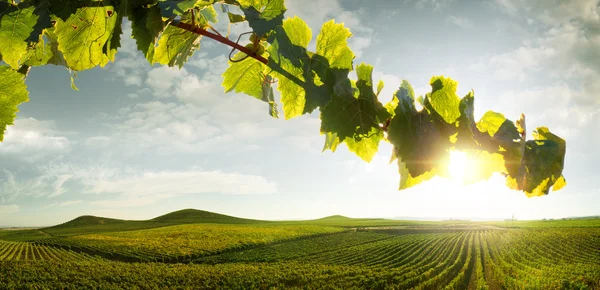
48 0 79 21
344 128 383 162
0 3 44 69
130 4 164 61
153 13 201 68
384 81 414 117
376 80 384 97
474 110 523 178
198 5 217 24
476 111 508 137
0 66 29 142
54 2 119 71
315 20 354 70
20 34 53 67
387 79 455 185
267 16 311 119
19 28 66 67
320 63 388 145
397 160 436 190
157 0 197 18
520 137 565 197
43 28 67 66
391 80 416 119
515 127 567 196
322 132 340 152
70 72 79 91
238 0 285 21
455 91 477 149
103 11 123 65
227 12 245 23
261 75 278 118
426 76 461 124
240 0 284 36
222 51 268 99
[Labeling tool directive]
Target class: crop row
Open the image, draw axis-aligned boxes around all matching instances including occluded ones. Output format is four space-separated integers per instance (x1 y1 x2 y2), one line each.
0 241 93 262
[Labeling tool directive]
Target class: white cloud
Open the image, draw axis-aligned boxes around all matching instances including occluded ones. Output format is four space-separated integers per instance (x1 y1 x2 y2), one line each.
0 204 19 215
86 170 276 196
44 200 84 209
1 163 277 207
449 16 471 28
0 170 72 201
495 0 600 28
472 4 600 105
84 136 111 148
411 0 454 10
0 118 71 161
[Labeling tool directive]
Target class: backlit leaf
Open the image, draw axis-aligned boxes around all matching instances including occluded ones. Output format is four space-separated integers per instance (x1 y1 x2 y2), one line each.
54 1 119 71
0 66 29 142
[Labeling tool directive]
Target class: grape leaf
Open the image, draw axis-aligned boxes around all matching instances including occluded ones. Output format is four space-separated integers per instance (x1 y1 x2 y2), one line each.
198 5 217 24
54 2 119 71
130 3 164 61
387 79 455 183
103 10 123 65
397 160 437 190
43 28 67 66
21 34 53 67
520 137 565 197
344 128 383 162
262 80 279 118
315 20 354 70
153 13 201 68
0 3 42 69
322 132 341 152
222 51 268 99
19 28 66 67
238 0 285 21
320 63 388 144
157 0 197 18
376 80 384 97
516 127 566 196
267 16 311 119
240 0 284 36
0 66 29 142
48 0 78 21
227 12 245 23
455 91 475 144
384 80 414 117
475 111 523 177
425 76 461 124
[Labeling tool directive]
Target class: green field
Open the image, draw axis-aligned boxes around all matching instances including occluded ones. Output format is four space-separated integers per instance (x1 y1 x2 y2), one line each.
1 209 599 289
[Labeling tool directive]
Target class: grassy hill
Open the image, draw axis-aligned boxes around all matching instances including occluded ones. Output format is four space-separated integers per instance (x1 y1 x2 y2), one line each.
43 209 267 236
151 209 265 224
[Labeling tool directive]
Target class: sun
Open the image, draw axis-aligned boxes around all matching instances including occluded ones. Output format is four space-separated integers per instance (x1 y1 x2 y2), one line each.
447 150 476 183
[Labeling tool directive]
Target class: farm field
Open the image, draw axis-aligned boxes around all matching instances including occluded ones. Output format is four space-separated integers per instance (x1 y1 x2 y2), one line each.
1 210 599 289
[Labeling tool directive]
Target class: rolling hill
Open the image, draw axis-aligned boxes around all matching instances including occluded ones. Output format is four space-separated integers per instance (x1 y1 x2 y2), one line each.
43 209 267 236
151 208 265 224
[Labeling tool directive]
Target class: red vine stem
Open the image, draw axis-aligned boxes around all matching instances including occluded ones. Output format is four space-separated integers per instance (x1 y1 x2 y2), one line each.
173 22 268 65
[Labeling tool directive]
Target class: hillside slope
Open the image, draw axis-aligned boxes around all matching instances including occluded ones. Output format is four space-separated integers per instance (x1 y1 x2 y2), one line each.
151 209 265 224
43 209 267 236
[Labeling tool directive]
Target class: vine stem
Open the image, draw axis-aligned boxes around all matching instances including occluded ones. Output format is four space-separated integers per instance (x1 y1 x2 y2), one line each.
173 22 268 65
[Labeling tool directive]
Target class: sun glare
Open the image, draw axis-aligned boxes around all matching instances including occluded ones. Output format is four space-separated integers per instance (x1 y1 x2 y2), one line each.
448 150 475 183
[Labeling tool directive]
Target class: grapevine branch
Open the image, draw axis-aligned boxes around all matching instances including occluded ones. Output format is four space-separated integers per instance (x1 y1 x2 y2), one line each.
172 21 306 89
173 22 268 65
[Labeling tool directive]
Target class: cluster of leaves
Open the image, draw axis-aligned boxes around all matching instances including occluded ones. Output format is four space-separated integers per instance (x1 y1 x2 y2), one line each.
0 0 566 195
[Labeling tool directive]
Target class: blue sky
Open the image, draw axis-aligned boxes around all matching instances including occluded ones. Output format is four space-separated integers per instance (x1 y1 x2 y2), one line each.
1 0 599 226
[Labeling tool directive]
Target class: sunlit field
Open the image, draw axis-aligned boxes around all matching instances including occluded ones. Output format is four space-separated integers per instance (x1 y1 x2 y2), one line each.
1 210 598 289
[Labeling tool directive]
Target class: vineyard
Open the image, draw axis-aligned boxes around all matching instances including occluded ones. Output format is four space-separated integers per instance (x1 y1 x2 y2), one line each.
1 213 599 289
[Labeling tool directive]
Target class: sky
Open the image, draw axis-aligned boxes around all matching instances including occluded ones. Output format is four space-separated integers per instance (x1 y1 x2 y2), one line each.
1 0 599 227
